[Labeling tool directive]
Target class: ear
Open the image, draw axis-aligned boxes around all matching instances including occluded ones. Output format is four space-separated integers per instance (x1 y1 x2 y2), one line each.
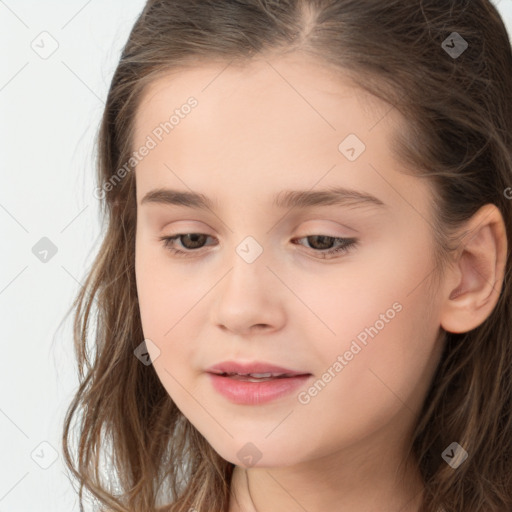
439 203 508 334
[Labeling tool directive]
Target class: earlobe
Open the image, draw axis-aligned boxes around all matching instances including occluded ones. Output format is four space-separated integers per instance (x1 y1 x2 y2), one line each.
440 204 508 334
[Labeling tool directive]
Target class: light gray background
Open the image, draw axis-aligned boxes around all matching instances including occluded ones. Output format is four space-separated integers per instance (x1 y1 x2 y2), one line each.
1 1 511 510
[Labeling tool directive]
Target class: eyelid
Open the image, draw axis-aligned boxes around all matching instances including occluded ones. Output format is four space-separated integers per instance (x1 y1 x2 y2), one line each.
290 218 359 236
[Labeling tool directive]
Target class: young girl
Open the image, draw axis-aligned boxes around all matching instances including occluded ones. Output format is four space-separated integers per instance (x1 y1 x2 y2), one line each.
62 1 512 511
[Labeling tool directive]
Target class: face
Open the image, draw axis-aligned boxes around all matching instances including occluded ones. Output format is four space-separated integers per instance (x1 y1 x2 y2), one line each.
133 54 446 470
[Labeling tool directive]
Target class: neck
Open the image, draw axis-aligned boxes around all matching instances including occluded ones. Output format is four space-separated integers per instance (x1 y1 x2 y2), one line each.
228 432 425 512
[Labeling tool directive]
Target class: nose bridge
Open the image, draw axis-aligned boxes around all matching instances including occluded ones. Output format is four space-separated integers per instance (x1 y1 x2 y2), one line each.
211 234 286 332
225 234 270 296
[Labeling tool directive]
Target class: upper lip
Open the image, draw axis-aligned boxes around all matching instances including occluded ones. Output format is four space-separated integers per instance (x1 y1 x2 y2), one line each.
206 360 310 377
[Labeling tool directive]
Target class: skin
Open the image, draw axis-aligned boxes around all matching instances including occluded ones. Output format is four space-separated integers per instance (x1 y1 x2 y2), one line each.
133 53 508 512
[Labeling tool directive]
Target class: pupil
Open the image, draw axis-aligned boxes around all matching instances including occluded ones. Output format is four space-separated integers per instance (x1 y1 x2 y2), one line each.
184 233 204 248
310 235 332 249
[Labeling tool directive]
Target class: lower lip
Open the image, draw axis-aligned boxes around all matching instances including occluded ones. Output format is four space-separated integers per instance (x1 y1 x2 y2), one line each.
207 373 312 405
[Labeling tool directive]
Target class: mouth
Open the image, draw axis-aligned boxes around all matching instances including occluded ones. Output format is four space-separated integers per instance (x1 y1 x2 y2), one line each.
206 365 312 405
206 360 310 378
208 371 310 382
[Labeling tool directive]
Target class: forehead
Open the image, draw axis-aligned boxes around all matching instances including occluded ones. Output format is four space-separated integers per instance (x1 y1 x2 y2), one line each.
130 54 430 219
133 54 395 147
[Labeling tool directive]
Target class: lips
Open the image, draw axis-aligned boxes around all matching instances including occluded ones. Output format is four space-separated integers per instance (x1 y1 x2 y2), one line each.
206 361 312 405
206 360 310 378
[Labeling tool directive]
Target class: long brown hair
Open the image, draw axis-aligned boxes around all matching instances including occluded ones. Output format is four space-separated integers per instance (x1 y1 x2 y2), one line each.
62 1 512 511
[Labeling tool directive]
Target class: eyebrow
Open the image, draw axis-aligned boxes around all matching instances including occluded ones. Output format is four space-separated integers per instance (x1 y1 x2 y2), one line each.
140 186 387 211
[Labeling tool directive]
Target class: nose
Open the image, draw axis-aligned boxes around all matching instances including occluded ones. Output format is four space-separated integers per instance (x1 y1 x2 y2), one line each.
210 251 286 336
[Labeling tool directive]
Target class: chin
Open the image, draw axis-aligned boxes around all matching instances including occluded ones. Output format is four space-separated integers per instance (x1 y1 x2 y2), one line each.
207 436 307 469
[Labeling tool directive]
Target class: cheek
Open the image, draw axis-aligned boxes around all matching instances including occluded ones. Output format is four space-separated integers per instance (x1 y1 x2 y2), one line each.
135 241 209 397
135 238 196 336
135 259 197 410
314 243 441 414
286 272 440 458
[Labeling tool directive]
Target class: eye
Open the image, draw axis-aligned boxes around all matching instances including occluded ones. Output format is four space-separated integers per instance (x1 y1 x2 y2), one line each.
291 235 358 259
158 233 358 259
159 233 216 257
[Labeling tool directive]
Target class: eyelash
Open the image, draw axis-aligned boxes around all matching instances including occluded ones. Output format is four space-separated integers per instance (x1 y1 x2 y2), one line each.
158 233 358 260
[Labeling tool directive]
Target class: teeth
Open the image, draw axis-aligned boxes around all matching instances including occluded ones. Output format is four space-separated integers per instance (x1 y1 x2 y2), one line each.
223 372 288 378
233 372 286 380
241 373 288 378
